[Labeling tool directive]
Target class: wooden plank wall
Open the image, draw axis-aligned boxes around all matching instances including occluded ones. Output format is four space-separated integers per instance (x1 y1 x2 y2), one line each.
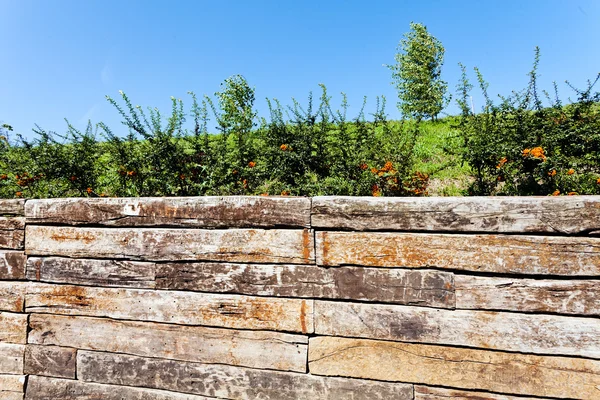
0 196 599 399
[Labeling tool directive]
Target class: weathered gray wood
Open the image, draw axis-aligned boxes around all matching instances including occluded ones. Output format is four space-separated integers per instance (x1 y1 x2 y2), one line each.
78 351 414 400
0 283 24 312
23 345 76 379
0 374 24 393
25 226 315 264
316 231 600 275
314 301 600 358
25 196 311 228
0 343 24 374
0 252 26 280
456 275 600 316
414 386 542 400
26 284 313 333
308 336 600 399
0 200 24 217
25 376 210 400
312 196 600 234
28 314 308 372
26 257 156 288
157 262 455 308
0 218 24 250
0 313 27 345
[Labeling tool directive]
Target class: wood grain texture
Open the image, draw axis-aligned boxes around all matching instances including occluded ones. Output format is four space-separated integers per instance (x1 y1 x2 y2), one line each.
0 252 26 280
308 336 600 399
0 200 24 217
156 262 455 308
28 314 308 372
26 257 156 288
456 275 600 316
25 196 311 228
0 392 23 400
0 218 24 250
316 231 600 275
0 313 27 345
25 225 315 264
0 343 24 374
312 195 600 234
414 386 541 400
0 283 25 313
0 374 25 393
23 345 76 379
25 376 211 400
78 351 414 400
315 301 600 358
25 284 313 333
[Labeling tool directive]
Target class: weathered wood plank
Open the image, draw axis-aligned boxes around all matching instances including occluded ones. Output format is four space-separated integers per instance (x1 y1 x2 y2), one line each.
312 196 600 234
0 252 26 280
316 231 600 275
456 275 600 316
26 284 313 333
28 314 308 372
0 313 27 345
157 262 455 308
0 374 25 393
315 301 600 358
23 345 76 379
25 226 315 264
25 196 311 228
26 257 156 288
309 336 600 399
25 376 210 400
0 200 24 217
0 343 24 374
0 283 25 312
414 386 541 400
0 392 23 400
78 351 414 400
0 218 24 250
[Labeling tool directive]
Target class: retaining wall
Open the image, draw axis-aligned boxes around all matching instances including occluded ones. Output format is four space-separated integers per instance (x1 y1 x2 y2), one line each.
1 196 600 399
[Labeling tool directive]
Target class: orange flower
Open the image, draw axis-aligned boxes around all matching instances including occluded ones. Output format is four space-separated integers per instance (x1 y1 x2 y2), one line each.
381 161 394 172
15 191 22 197
280 190 290 196
280 144 288 151
179 174 186 180
127 170 136 176
597 178 600 185
568 192 578 196
496 157 508 169
523 147 546 161
86 187 92 194
548 170 556 177
0 174 7 180
260 193 269 196
552 190 560 196
248 161 256 168
359 163 368 170
371 184 381 197
232 170 238 175
242 179 248 188
567 169 575 175
370 167 378 174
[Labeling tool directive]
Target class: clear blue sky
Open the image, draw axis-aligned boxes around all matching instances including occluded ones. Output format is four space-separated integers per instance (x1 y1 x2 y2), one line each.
1 0 599 139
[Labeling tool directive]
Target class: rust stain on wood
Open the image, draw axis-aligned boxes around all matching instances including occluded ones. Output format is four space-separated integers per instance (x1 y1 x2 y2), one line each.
302 229 311 262
300 300 308 334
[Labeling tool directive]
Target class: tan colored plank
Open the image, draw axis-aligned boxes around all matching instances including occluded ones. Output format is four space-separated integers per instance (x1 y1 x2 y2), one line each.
28 314 308 372
78 350 414 400
0 251 26 280
0 218 24 250
456 275 600 316
25 376 210 400
414 386 541 400
309 336 600 399
25 225 315 264
26 257 156 288
312 196 600 234
157 262 455 308
0 343 24 374
25 196 311 228
0 200 24 217
316 231 600 275
24 345 76 379
0 392 23 400
0 374 25 393
315 301 600 358
0 313 27 345
26 284 313 333
0 283 25 312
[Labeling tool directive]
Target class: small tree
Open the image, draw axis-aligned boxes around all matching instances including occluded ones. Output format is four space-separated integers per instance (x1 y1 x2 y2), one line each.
388 22 449 121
